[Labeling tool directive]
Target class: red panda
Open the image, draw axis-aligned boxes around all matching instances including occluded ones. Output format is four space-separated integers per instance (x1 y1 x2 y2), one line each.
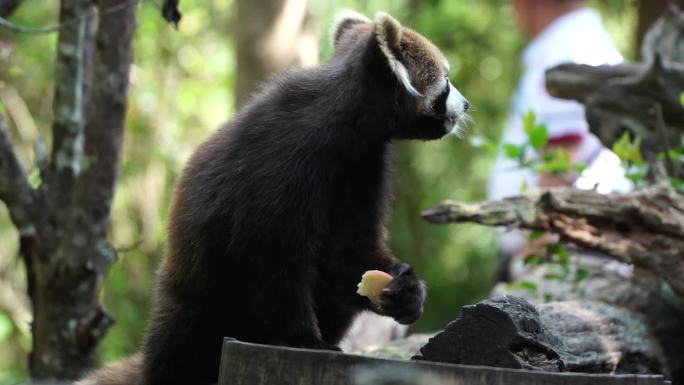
78 10 468 385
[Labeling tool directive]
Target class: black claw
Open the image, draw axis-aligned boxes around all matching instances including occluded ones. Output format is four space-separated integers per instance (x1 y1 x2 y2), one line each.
379 263 427 325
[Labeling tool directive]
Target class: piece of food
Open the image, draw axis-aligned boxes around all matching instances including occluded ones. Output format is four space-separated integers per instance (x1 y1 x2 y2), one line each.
356 270 394 305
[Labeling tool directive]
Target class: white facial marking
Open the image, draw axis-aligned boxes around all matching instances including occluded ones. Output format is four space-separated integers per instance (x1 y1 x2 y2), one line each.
445 80 468 136
446 82 466 116
374 13 422 97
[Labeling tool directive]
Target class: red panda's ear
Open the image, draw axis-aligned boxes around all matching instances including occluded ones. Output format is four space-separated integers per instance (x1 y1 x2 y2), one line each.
374 12 402 53
331 10 371 50
373 12 421 97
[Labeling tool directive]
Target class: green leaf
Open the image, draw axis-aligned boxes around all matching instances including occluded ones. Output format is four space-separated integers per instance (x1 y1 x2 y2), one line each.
529 230 545 241
529 125 549 150
632 137 644 164
556 244 570 265
519 280 538 293
543 272 565 281
560 263 571 278
523 110 537 133
524 254 541 265
0 312 13 342
535 148 571 174
612 131 631 161
680 92 684 107
522 111 549 150
503 143 523 160
572 162 588 172
575 268 590 283
612 132 644 165
27 168 42 189
672 178 684 194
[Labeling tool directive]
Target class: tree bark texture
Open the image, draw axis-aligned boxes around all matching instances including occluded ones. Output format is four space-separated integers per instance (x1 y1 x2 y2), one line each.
417 296 665 374
218 338 666 385
234 0 318 107
546 5 684 180
545 60 684 178
491 252 684 383
637 0 684 55
422 185 684 299
0 0 138 380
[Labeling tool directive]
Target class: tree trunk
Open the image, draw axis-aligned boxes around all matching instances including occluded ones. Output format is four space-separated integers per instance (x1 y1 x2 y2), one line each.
1 0 139 380
637 0 684 55
234 0 318 107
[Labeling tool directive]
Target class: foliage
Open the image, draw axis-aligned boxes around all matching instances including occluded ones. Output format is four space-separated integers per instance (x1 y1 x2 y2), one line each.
612 131 649 187
0 0 639 381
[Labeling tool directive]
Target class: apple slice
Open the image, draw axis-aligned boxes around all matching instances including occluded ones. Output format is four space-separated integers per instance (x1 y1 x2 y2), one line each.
356 270 394 305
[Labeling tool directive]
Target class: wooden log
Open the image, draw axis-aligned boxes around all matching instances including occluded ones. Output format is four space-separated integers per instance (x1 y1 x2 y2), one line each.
491 252 684 383
218 338 666 385
416 297 665 375
421 185 684 299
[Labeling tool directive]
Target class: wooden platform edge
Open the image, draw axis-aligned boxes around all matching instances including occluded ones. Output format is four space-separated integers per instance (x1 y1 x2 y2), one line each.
218 338 667 385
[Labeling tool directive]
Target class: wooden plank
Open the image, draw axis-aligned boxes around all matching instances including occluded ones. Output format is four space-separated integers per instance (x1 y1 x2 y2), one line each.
218 338 666 385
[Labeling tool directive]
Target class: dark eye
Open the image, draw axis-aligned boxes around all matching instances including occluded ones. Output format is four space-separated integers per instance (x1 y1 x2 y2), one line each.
432 80 450 115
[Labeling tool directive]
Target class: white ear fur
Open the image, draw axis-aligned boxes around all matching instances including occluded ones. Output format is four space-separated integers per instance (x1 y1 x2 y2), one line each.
331 10 371 48
373 12 421 97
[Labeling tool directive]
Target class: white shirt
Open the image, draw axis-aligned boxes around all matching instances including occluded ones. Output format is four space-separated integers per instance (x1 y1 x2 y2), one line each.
488 8 630 254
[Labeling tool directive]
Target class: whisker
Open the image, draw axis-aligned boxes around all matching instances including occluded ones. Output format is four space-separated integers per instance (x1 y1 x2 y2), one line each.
453 112 474 138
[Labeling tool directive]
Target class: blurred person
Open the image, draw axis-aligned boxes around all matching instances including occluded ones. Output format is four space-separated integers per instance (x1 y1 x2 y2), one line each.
489 0 631 280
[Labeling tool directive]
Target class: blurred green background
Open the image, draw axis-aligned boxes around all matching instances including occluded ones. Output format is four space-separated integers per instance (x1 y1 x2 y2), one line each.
0 0 637 382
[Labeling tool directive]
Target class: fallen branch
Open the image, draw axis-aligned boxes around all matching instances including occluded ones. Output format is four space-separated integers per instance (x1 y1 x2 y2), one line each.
422 185 684 297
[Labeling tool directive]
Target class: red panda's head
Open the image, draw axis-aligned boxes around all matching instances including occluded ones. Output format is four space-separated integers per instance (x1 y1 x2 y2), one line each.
331 11 469 140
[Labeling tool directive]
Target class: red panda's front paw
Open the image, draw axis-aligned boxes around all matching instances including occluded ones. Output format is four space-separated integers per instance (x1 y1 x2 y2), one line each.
380 262 427 325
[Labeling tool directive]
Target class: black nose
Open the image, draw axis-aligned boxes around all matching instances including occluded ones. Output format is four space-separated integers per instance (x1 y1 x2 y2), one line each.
463 100 470 112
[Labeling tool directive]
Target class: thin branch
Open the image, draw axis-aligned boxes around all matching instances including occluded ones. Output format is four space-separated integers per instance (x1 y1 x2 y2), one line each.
422 186 684 297
47 0 91 213
653 102 676 178
0 113 35 233
0 14 61 34
0 0 141 35
75 0 137 270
